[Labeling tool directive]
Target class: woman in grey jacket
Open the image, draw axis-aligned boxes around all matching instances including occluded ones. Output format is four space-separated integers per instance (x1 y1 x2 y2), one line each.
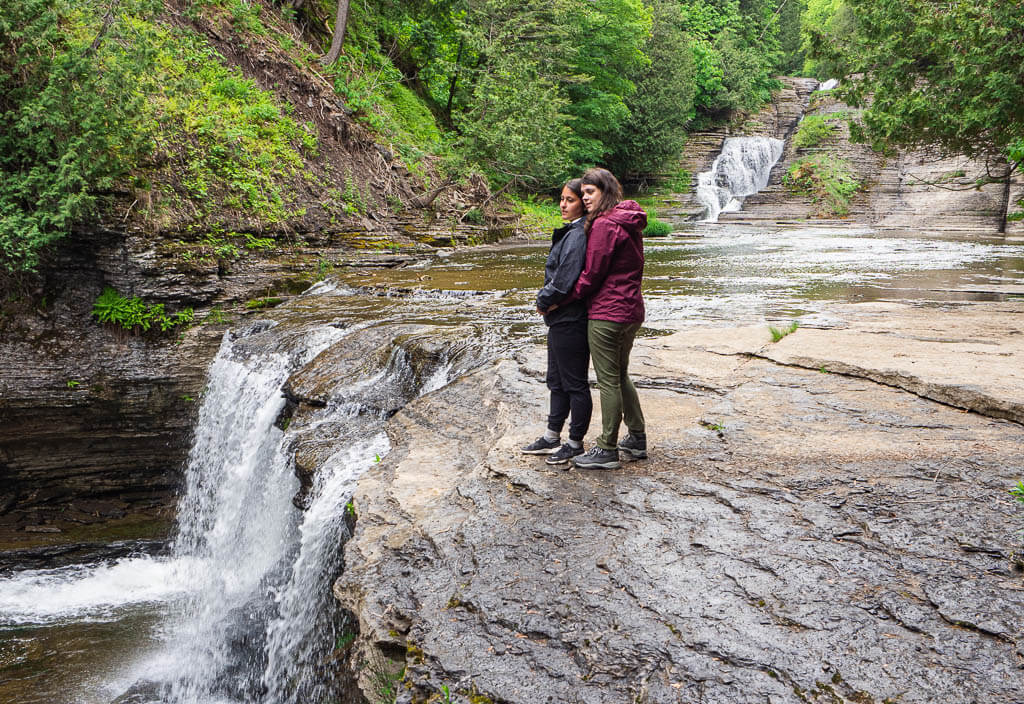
521 179 593 465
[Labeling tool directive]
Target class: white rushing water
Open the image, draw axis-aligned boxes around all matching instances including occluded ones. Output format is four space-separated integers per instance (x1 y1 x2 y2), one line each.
0 319 439 703
696 136 785 222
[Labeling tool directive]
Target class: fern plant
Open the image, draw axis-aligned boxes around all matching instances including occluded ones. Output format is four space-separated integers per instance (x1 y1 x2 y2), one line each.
92 287 193 333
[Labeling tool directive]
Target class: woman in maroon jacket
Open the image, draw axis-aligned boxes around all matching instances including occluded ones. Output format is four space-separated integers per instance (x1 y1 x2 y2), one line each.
570 167 648 470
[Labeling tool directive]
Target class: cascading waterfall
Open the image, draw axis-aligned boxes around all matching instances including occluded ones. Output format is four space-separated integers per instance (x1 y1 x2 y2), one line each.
696 136 785 222
141 323 453 704
0 313 470 704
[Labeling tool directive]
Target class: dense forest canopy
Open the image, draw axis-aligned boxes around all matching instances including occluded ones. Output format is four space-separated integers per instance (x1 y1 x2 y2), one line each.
2 0 1020 274
0 0 794 273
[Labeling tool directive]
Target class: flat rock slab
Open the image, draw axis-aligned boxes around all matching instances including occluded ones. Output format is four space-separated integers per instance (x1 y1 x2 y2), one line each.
335 302 1024 704
667 302 1024 424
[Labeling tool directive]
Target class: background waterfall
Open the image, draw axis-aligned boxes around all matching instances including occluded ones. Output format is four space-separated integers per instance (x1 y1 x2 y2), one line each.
696 136 785 222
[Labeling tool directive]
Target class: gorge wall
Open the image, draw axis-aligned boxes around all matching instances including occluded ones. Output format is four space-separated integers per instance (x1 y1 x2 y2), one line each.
0 212 506 558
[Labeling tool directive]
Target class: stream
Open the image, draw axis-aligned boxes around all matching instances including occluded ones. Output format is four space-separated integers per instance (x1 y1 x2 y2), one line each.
1 222 1022 703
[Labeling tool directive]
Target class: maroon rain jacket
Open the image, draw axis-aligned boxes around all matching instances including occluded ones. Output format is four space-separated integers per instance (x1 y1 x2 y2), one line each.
571 200 647 323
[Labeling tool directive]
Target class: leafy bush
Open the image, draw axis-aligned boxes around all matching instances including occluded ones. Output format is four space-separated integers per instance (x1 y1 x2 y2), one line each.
793 114 837 149
0 0 160 273
643 217 673 237
92 287 193 333
784 154 860 216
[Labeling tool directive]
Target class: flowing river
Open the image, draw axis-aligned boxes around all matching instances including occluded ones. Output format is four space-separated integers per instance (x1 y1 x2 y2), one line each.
1 222 1022 703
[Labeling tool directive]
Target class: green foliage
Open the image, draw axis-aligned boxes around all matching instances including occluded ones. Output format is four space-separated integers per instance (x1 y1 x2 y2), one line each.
153 27 318 222
784 154 860 216
512 197 563 238
245 297 284 309
0 0 160 273
204 306 229 325
793 114 838 150
92 286 194 333
608 0 696 176
800 0 856 79
372 0 780 187
683 0 783 123
777 0 809 74
462 208 485 225
769 320 800 342
808 0 1024 166
0 0 318 273
1010 480 1024 505
643 217 673 237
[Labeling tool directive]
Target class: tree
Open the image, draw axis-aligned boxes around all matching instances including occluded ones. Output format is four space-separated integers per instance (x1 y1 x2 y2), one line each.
0 0 158 273
320 0 351 65
608 0 696 176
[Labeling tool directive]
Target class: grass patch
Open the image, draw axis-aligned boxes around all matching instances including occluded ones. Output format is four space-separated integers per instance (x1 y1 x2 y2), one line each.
643 216 673 237
784 154 860 217
768 320 799 342
148 24 318 225
793 114 837 150
245 296 284 309
512 196 562 237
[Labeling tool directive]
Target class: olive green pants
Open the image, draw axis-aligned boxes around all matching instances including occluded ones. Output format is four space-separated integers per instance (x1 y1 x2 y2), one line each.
588 320 645 450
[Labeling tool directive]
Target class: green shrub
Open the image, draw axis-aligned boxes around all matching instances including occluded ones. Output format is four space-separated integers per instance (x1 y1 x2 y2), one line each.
784 154 860 217
0 0 160 273
643 217 673 237
463 208 485 225
92 287 193 333
793 115 836 150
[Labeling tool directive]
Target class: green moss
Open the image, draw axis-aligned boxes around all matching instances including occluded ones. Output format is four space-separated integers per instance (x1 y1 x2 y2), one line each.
245 297 284 310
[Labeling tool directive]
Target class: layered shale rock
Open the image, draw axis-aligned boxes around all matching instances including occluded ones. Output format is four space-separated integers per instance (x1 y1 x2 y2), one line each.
0 216 508 554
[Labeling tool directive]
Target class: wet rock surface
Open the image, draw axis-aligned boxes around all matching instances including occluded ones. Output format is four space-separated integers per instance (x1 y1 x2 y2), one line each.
335 301 1024 703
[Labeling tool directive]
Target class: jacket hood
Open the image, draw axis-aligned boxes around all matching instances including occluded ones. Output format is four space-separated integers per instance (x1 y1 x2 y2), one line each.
600 200 647 235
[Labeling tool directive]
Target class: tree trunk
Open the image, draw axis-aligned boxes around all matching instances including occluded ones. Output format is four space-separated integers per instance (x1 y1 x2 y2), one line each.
320 0 350 66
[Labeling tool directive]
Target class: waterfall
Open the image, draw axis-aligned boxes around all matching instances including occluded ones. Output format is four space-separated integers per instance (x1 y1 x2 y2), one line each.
695 136 785 222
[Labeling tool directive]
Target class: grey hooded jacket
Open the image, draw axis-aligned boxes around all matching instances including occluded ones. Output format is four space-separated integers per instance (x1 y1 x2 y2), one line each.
536 217 587 326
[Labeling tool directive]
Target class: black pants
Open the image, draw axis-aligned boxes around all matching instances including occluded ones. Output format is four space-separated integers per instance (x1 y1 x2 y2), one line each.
546 320 592 442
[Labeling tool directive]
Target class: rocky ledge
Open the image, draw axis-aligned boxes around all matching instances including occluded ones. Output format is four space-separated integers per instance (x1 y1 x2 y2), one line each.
335 300 1024 703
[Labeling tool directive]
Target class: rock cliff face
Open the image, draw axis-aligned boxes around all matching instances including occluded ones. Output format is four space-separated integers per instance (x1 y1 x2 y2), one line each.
0 217 509 554
724 93 1013 231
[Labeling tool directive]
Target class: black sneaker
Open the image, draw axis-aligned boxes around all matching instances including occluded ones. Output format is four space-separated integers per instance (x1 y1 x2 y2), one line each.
521 436 560 454
545 443 584 465
618 433 647 460
572 446 620 470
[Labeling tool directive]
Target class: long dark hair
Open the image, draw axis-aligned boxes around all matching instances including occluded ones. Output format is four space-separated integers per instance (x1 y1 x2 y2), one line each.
564 177 584 201
581 167 623 233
